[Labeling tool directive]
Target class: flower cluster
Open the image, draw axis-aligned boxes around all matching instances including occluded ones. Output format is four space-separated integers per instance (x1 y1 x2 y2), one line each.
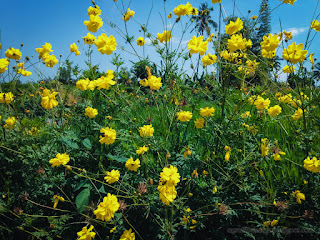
104 170 120 184
125 157 141 171
77 225 96 240
139 124 154 137
70 43 80 55
17 62 32 76
76 70 116 91
0 92 14 104
41 89 59 109
157 30 172 43
123 8 135 22
5 48 22 60
311 19 320 31
4 117 16 129
303 156 320 173
177 111 193 122
225 18 243 35
85 106 98 118
82 32 96 45
94 33 117 55
267 105 282 117
282 42 308 64
158 166 180 205
35 43 58 67
84 6 103 32
202 53 217 67
227 34 252 52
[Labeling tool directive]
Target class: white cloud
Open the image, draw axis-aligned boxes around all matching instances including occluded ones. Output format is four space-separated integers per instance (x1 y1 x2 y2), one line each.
284 27 309 37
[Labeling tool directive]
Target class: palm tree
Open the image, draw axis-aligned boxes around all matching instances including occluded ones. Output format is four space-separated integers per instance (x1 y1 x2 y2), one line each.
190 3 218 37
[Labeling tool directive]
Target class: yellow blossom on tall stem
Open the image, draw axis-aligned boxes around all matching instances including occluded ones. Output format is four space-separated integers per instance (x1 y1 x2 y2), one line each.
303 156 320 173
136 146 149 155
187 36 208 56
225 18 243 35
311 20 320 31
85 106 98 118
291 108 304 120
0 58 9 73
282 42 308 64
88 5 101 16
77 225 96 240
194 118 205 129
99 127 116 145
5 48 22 60
0 92 14 104
283 65 295 73
82 33 96 45
200 107 215 117
157 184 177 205
95 70 116 90
104 170 120 184
53 195 65 208
120 228 135 240
44 54 58 68
94 33 117 55
261 138 269 157
139 124 154 137
136 37 145 46
147 75 162 90
70 43 80 55
202 53 217 67
281 0 297 5
41 90 59 109
267 105 282 117
224 146 231 161
157 30 172 43
292 190 305 204
84 14 103 32
4 117 16 129
122 8 135 22
177 111 193 122
125 157 141 171
49 153 70 167
93 193 119 222
160 166 180 186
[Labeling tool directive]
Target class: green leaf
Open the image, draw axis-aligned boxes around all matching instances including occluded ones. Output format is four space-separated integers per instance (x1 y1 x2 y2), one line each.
82 138 92 149
107 154 128 163
76 188 90 213
98 185 106 194
61 136 79 149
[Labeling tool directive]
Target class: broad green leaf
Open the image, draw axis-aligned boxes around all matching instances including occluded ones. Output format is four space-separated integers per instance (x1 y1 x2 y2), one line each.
76 188 90 213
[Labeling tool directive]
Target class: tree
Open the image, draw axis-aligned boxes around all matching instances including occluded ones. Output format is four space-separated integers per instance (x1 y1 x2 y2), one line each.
190 3 218 37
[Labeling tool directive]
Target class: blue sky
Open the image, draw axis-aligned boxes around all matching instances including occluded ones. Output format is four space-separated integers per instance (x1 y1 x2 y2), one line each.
0 0 319 83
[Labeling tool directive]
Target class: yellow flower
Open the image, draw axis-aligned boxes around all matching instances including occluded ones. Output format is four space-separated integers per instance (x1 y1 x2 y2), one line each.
157 30 172 43
43 54 58 68
267 105 282 117
41 90 59 109
282 0 296 5
283 30 293 40
241 111 251 118
168 12 172 18
227 34 252 52
251 15 257 20
282 42 308 64
87 5 101 16
49 153 70 167
136 145 149 155
194 118 205 129
177 111 193 122
0 92 14 104
136 37 145 46
261 138 269 157
311 19 320 31
304 156 320 173
35 43 53 59
283 65 295 73
212 0 222 3
4 117 16 129
202 53 217 67
82 32 96 45
291 108 304 120
157 184 177 205
147 75 162 90
139 79 149 87
200 107 215 117
212 186 218 194
292 190 305 204
104 170 120 184
5 48 22 60
53 195 65 208
187 36 208 56
139 124 154 137
182 215 190 224
76 78 90 91
254 97 270 110
110 227 116 233
202 170 208 177
77 225 96 240
125 157 141 172
225 18 243 35
0 58 9 73
85 106 98 118
260 33 280 52
120 228 135 240
224 146 231 161
84 14 103 32
93 193 119 222
264 219 278 227
122 8 135 22
160 166 180 186
173 2 195 17
261 49 276 59
95 70 116 90
70 43 80 55
18 69 32 76
272 151 285 161
99 127 116 145
94 33 117 55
